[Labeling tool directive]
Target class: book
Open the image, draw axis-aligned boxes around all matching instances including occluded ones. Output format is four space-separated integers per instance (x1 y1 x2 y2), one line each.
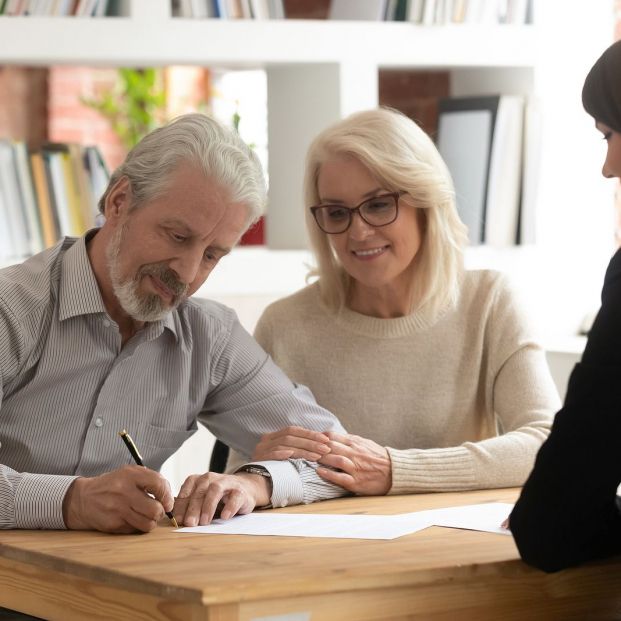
484 95 524 246
436 96 498 245
392 0 408 21
13 141 44 254
68 143 96 231
518 97 542 244
0 139 30 258
0 181 16 261
59 147 86 234
225 0 242 18
43 148 72 237
189 0 208 18
83 145 109 214
421 0 436 25
267 0 283 18
328 0 388 21
249 0 269 19
30 151 59 247
407 0 424 23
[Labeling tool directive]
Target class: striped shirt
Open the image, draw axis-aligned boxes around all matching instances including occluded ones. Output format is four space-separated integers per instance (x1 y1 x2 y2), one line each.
0 235 346 529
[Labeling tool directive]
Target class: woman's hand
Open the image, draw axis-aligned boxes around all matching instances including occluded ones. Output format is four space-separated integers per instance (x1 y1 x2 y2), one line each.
252 426 331 461
317 432 392 496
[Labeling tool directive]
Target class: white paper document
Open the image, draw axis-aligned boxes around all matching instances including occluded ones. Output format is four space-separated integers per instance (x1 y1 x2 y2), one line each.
177 512 434 540
414 502 514 536
175 502 514 540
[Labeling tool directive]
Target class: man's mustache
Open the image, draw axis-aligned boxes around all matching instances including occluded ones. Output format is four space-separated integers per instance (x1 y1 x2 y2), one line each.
139 263 188 298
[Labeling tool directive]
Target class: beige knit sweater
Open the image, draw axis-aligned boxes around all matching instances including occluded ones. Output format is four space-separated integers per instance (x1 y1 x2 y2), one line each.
231 270 561 493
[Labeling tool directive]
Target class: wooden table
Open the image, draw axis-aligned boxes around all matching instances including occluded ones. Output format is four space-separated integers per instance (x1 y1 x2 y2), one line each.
1 488 620 621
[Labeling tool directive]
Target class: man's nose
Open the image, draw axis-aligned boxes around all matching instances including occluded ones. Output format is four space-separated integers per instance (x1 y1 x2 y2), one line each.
169 249 203 285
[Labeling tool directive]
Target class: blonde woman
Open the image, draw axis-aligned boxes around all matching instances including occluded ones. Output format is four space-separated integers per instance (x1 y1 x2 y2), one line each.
228 107 560 496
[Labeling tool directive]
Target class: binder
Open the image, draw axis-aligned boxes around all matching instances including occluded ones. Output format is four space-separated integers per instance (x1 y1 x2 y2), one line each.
436 94 524 246
485 95 524 246
436 96 498 245
328 0 388 21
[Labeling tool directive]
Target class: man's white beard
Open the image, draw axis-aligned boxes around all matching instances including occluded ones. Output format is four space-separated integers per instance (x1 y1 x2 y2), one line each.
106 225 188 322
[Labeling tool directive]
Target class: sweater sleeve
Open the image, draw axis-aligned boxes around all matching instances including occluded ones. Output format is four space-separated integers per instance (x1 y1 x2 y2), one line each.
388 276 560 493
510 249 621 572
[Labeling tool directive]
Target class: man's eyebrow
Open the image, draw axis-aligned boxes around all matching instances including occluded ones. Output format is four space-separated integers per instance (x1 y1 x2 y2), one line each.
161 218 194 234
208 245 232 257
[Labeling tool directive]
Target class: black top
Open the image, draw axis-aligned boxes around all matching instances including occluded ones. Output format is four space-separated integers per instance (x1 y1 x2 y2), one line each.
510 248 621 572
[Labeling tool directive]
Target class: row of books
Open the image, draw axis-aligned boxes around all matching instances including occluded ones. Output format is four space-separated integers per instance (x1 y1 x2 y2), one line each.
0 141 109 261
172 0 284 19
398 0 532 25
435 94 538 246
0 0 111 16
172 0 532 23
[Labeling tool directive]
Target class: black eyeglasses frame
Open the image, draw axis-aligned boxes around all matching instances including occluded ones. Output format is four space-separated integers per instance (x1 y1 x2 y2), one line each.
309 191 404 235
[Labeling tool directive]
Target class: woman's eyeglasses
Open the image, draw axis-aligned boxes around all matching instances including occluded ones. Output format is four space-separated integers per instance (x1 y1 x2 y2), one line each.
310 192 402 234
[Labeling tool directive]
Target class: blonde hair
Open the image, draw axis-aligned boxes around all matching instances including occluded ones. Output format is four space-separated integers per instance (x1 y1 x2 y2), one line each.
304 107 468 319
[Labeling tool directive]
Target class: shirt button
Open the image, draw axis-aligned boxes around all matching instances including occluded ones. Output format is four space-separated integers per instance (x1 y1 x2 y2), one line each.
102 319 111 328
94 417 104 428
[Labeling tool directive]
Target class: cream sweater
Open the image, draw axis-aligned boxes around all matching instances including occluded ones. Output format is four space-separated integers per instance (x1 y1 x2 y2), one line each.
233 270 560 493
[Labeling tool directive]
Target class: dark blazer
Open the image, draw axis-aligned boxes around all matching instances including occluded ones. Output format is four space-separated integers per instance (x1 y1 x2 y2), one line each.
510 248 621 572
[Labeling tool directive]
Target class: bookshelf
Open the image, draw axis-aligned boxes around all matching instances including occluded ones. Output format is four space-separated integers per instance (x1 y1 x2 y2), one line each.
0 0 536 249
0 0 616 338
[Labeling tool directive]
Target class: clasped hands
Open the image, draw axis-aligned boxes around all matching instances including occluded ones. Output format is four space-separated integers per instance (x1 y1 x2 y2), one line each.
62 465 270 534
253 426 392 497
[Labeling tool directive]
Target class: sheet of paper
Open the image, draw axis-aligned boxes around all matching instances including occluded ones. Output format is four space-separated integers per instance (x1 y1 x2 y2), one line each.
175 502 514 539
176 511 435 540
417 502 514 536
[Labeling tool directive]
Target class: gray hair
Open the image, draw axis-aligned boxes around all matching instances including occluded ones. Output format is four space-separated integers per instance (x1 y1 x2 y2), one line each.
98 113 266 228
304 107 468 319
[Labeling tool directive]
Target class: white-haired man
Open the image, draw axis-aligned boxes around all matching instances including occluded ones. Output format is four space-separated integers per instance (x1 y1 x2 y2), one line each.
0 113 346 535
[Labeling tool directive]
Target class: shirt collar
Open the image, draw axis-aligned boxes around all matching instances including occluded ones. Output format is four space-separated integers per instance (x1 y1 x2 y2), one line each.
58 232 180 342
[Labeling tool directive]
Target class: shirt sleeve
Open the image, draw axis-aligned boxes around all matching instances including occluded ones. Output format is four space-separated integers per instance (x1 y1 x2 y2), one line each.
0 293 77 529
200 316 348 507
388 275 561 493
510 250 621 572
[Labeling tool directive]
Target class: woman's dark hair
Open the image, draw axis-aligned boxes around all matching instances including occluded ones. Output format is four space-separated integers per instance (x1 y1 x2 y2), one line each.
582 39 621 132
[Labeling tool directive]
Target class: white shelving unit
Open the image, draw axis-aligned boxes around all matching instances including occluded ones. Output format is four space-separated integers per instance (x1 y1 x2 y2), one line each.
0 0 616 338
0 0 538 251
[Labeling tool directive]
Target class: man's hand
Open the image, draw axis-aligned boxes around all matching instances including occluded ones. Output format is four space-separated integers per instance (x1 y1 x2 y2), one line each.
173 471 271 526
316 432 392 496
253 426 331 461
62 465 174 533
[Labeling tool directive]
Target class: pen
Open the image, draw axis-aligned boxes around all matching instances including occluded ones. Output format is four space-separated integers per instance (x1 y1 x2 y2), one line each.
118 429 179 528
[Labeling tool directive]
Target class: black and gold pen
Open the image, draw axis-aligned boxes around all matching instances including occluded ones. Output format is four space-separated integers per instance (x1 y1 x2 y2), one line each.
118 429 179 528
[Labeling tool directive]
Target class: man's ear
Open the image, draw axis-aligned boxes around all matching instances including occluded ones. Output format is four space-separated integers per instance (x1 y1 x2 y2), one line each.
104 177 131 222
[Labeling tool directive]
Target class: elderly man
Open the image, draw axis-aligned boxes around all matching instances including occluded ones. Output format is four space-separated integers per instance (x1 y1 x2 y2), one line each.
0 113 346 535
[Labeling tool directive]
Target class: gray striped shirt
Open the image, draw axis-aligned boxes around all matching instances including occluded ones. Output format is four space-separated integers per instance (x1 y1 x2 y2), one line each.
0 235 346 529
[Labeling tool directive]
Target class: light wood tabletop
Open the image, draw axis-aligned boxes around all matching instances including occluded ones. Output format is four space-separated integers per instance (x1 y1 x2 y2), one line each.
1 487 620 621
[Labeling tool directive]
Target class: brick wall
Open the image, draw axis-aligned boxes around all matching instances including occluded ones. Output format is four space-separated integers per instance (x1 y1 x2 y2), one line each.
48 66 210 173
48 67 125 171
379 70 450 138
0 67 48 149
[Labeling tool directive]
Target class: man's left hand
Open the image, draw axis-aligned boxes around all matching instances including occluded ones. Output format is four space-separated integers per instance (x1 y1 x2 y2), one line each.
173 471 271 526
316 432 392 496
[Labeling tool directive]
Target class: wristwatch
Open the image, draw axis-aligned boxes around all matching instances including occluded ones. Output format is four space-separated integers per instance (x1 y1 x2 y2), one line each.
239 465 272 479
238 465 272 509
